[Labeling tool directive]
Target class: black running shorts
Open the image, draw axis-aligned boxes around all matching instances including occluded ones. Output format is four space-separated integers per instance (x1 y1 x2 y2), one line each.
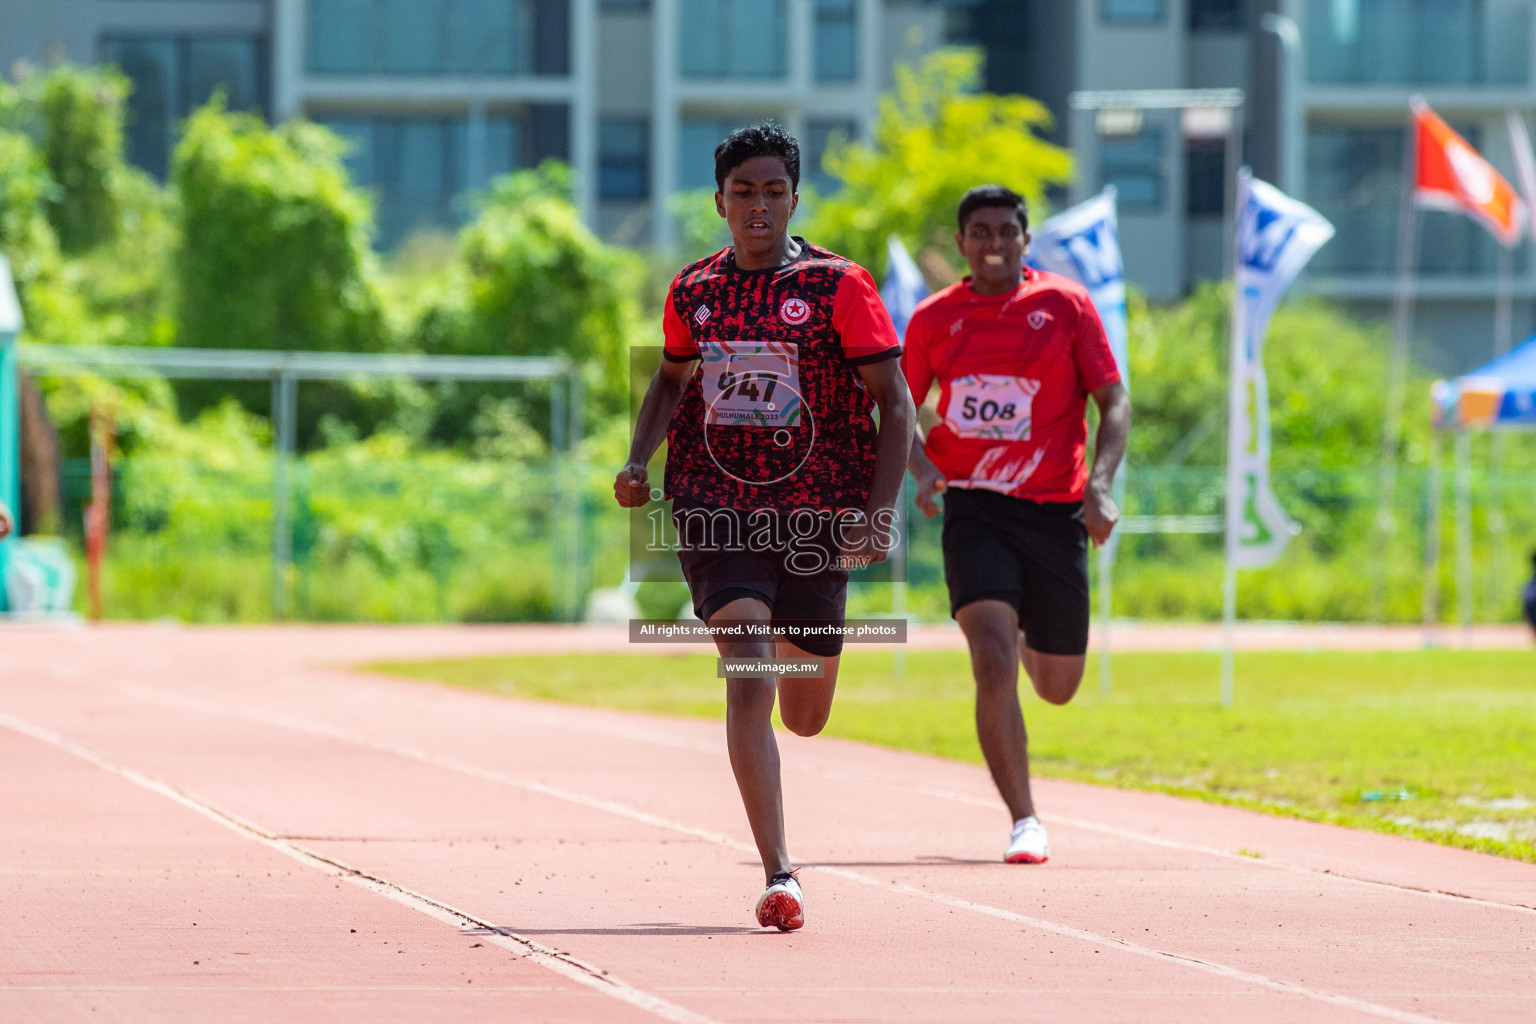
940 487 1090 657
671 501 851 658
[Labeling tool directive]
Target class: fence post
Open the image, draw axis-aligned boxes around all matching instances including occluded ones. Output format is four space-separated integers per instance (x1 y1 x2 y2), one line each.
271 371 297 619
566 372 584 622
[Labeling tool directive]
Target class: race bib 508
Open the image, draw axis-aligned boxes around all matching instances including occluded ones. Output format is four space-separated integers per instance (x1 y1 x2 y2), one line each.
944 374 1039 441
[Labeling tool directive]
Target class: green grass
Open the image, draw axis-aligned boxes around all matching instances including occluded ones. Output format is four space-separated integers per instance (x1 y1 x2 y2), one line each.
369 648 1536 863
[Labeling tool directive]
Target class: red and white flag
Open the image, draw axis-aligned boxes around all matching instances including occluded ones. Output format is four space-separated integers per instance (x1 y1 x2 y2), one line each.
1412 97 1525 247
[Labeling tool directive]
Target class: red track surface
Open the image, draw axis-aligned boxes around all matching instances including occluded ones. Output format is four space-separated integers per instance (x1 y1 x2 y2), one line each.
2 624 1533 1023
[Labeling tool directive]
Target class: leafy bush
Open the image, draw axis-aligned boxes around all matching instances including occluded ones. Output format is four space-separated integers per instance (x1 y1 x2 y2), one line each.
805 50 1071 276
398 162 646 441
1124 283 1437 472
35 64 128 253
0 128 61 309
173 102 386 354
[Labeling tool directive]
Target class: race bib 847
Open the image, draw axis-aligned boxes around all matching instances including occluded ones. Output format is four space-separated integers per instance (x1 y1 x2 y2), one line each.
944 374 1039 441
701 341 802 428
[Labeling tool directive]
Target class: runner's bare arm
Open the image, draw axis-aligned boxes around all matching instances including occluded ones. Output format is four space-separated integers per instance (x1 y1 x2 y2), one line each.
614 357 695 508
843 357 915 561
907 407 947 520
1084 381 1131 546
0 497 12 540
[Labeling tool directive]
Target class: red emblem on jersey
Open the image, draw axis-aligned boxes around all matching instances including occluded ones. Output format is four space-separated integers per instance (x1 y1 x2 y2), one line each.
780 297 811 325
1027 310 1050 330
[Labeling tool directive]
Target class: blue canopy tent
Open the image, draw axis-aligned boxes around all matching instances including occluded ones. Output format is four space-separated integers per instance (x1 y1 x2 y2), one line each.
1423 333 1536 636
1432 336 1536 430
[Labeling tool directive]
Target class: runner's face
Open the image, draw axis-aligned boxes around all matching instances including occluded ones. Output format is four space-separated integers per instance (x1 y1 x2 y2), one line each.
957 205 1028 293
717 156 798 258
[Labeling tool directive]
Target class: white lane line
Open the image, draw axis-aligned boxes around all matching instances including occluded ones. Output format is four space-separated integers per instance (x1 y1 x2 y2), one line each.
378 689 1536 918
291 684 1536 919
0 711 724 1024
116 687 1466 1024
804 768 1536 918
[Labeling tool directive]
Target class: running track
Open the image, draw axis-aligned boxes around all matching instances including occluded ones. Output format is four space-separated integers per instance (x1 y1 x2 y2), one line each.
2 624 1533 1023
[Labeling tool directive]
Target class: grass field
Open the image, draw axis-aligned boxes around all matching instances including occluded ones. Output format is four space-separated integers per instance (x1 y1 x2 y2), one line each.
371 648 1536 863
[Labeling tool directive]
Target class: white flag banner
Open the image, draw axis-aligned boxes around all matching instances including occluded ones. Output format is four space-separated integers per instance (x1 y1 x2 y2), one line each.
1027 186 1129 384
1028 187 1130 561
879 235 929 341
1228 169 1334 569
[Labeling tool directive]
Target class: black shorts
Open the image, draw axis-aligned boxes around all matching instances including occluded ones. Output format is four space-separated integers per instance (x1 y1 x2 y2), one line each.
671 501 851 658
941 487 1090 657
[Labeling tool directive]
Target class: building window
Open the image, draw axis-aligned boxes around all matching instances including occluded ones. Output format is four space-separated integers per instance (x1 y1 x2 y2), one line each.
307 0 568 76
804 119 854 194
678 116 754 190
321 113 525 247
1101 0 1165 25
1185 139 1225 216
598 117 649 200
815 0 858 82
1305 121 1505 275
1305 0 1530 86
1189 0 1245 31
937 0 984 44
100 33 267 180
679 0 787 79
1099 129 1163 211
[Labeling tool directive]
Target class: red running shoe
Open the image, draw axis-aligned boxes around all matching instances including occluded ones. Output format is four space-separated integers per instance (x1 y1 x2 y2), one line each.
755 870 805 931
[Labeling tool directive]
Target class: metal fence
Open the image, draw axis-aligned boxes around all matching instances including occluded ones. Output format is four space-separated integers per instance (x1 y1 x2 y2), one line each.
55 457 1536 626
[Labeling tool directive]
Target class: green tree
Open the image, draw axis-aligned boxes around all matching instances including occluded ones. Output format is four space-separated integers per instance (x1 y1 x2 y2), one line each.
804 50 1072 277
36 64 128 253
173 102 386 353
1125 284 1434 472
404 162 643 438
1 64 135 255
0 129 62 310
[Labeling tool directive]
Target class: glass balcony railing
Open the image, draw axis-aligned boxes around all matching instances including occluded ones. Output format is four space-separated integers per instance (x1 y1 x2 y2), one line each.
1306 0 1531 87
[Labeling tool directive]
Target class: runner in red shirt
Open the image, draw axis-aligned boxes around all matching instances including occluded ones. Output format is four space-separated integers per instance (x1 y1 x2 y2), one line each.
904 185 1130 864
614 124 914 930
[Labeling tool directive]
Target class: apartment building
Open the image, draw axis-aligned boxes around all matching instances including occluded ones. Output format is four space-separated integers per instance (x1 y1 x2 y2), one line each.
988 0 1536 369
0 0 950 249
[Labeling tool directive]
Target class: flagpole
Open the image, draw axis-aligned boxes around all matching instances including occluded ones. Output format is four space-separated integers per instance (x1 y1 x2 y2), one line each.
1372 99 1422 623
1220 269 1243 708
1219 124 1244 710
1097 534 1114 696
1219 106 1245 709
1488 242 1512 612
1420 424 1444 645
1454 426 1474 644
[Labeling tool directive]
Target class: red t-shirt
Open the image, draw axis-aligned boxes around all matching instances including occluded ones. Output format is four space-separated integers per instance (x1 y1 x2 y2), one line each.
662 240 901 512
902 268 1119 503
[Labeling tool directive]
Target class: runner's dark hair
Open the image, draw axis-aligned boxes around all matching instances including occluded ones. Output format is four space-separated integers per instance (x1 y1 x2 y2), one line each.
957 184 1029 234
715 122 801 192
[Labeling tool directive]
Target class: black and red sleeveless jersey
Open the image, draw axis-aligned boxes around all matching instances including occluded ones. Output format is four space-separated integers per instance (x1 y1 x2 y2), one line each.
661 239 900 513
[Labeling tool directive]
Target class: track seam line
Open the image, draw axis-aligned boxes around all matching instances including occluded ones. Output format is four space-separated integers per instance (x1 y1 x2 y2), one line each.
0 711 724 1024
294 685 1536 919
115 687 1468 1024
807 770 1536 918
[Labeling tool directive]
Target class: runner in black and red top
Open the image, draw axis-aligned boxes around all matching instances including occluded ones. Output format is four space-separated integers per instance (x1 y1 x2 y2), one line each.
614 123 914 931
904 185 1130 865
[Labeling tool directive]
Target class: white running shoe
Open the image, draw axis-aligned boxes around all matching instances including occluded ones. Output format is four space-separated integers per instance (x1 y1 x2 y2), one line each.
1004 816 1050 864
755 870 805 931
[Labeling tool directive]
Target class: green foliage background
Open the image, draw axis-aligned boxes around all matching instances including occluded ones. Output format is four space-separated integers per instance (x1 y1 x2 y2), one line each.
804 50 1071 277
1 58 1531 624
